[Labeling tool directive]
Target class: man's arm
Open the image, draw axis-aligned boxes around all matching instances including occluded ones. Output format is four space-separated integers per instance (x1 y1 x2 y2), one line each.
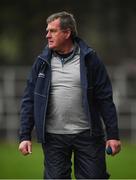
92 53 121 154
18 66 36 155
19 59 42 149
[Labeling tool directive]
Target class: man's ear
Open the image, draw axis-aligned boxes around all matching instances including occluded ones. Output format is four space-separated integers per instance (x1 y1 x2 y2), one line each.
65 29 71 39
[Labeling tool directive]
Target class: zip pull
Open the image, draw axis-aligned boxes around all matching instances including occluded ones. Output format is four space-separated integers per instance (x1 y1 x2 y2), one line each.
40 62 47 73
61 58 64 67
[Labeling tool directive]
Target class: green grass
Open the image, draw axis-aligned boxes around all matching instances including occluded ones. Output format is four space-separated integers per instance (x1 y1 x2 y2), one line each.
0 141 136 179
0 142 43 179
106 142 136 179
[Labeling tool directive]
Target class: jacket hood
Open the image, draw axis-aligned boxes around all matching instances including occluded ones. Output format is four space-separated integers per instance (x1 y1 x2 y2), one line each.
74 37 94 55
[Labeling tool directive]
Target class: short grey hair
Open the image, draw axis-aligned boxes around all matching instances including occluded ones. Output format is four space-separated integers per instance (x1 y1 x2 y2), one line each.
46 11 78 39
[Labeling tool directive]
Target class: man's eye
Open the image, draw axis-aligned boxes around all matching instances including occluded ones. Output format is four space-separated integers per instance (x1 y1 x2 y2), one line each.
51 30 57 33
46 30 57 33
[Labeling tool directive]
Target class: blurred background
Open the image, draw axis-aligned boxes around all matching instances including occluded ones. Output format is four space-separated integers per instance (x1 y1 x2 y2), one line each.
0 0 136 179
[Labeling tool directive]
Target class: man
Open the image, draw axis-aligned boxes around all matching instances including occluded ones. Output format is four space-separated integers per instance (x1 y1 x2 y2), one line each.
19 11 121 179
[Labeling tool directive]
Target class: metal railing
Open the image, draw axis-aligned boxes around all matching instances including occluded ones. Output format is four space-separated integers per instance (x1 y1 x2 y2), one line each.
0 64 136 142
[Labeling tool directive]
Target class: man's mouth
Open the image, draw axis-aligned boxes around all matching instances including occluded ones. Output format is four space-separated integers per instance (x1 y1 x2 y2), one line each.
48 40 53 44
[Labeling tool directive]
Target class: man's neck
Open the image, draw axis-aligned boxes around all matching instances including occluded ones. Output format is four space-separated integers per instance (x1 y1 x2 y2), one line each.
56 40 74 55
55 49 74 59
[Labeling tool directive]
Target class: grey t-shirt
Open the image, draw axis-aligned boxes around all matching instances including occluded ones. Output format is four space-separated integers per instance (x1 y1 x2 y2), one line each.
46 46 90 134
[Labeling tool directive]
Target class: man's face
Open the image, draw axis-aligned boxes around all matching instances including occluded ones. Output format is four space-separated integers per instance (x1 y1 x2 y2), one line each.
46 18 70 51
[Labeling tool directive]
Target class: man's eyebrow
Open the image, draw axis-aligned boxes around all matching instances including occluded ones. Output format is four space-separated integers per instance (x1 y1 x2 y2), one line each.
46 28 60 32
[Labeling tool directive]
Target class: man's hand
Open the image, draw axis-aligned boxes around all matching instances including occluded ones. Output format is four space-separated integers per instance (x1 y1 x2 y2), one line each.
19 140 32 156
106 139 121 156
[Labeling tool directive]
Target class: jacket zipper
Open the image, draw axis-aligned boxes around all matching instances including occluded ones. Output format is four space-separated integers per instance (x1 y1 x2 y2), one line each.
38 56 51 142
80 52 92 136
43 80 50 142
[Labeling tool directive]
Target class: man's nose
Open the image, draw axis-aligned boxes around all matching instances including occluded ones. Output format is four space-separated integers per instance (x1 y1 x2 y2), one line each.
46 31 51 38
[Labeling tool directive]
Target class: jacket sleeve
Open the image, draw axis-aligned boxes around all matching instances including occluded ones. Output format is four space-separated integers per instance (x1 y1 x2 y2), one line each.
19 59 42 142
92 52 119 140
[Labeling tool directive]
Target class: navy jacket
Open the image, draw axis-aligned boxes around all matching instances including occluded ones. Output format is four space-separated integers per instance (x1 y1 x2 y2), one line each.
19 37 119 143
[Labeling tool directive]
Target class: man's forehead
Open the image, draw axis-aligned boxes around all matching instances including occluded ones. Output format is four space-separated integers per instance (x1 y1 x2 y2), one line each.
47 18 61 28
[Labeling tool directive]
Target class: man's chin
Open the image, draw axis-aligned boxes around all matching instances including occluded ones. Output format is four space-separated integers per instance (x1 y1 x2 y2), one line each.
48 46 58 51
48 45 55 50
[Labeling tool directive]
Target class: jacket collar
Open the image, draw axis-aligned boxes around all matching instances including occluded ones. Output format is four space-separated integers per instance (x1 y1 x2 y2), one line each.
38 37 93 63
38 46 52 64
